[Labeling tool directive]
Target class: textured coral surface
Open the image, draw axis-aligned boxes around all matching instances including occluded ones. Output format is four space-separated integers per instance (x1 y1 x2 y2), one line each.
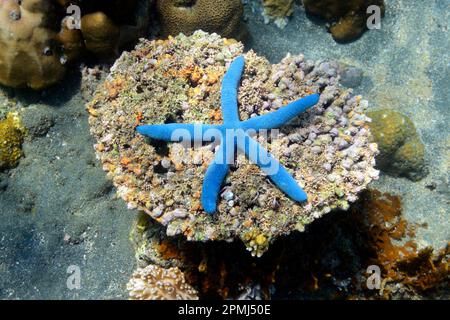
156 0 243 39
0 0 66 89
88 31 378 256
367 109 427 181
127 264 198 300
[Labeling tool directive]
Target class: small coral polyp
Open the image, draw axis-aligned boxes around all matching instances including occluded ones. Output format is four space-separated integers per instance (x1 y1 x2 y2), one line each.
88 31 379 256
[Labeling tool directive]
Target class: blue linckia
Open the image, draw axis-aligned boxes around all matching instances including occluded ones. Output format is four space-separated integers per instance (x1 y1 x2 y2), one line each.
137 56 320 214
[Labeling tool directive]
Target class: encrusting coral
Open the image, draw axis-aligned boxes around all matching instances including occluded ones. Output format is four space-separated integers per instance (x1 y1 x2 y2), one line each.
303 0 385 42
156 0 243 39
87 31 379 257
367 109 427 181
127 264 199 300
0 112 25 171
0 0 67 89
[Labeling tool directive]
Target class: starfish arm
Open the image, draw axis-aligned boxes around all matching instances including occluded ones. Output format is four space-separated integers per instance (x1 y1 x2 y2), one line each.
241 93 320 131
137 123 222 142
201 142 232 214
221 56 245 123
237 134 308 202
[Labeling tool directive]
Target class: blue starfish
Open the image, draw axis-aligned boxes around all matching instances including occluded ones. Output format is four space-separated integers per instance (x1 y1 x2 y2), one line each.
137 56 320 214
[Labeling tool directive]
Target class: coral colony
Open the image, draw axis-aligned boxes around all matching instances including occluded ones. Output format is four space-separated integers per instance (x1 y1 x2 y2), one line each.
137 56 320 213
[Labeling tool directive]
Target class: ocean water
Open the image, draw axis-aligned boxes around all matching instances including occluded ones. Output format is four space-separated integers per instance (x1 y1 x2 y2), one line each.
0 0 448 300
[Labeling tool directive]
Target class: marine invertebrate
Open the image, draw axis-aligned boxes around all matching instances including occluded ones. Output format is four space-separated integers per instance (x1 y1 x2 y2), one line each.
261 0 294 29
137 56 320 213
0 113 25 170
0 0 66 89
156 0 243 39
127 264 199 300
303 0 385 42
88 31 378 256
367 109 427 181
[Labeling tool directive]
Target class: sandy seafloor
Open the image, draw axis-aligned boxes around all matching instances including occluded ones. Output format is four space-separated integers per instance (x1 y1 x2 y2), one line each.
0 0 448 299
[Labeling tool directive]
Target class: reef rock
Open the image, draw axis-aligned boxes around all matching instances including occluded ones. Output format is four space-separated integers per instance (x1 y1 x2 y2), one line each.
303 0 385 42
367 109 427 181
0 0 67 89
156 0 243 39
87 31 379 256
127 264 199 300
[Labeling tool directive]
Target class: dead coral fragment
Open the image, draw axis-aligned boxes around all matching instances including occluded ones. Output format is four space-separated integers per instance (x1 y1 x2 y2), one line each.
303 0 385 42
367 109 427 181
156 0 243 39
0 113 25 170
127 264 199 300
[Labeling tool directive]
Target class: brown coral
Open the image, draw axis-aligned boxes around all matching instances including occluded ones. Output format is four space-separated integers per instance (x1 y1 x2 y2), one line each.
81 12 120 59
367 109 427 181
156 0 243 39
127 264 199 300
303 0 385 42
0 0 66 89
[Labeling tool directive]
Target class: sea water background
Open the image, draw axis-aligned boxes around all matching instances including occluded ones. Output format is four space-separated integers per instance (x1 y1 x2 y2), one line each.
0 0 448 299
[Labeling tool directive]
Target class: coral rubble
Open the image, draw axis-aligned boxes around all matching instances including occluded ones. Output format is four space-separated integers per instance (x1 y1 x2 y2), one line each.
156 0 243 39
367 109 427 181
303 0 385 42
0 112 24 170
88 31 378 256
127 264 199 300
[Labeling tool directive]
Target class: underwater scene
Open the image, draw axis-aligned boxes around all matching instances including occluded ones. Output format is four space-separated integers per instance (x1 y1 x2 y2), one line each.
0 0 448 301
